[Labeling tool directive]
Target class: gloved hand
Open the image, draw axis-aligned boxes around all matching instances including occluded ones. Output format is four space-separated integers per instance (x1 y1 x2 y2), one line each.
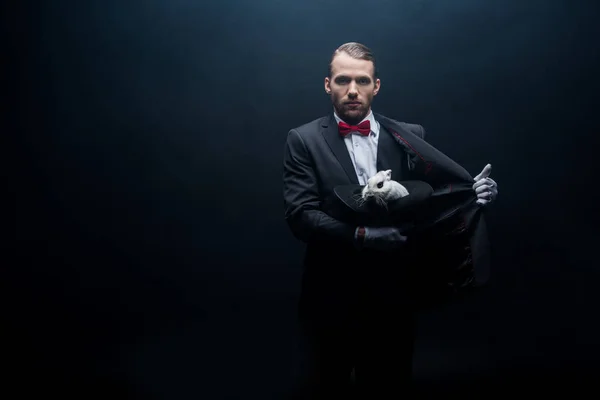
362 226 407 251
473 163 498 206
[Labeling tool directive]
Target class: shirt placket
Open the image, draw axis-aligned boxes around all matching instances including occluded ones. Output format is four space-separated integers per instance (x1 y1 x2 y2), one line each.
353 135 369 185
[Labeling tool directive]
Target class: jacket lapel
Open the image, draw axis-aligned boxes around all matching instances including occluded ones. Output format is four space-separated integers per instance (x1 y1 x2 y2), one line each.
376 124 408 181
321 114 359 184
376 113 473 184
375 124 393 171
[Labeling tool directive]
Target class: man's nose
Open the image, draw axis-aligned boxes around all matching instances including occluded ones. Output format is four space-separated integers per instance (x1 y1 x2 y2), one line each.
348 85 358 98
348 81 358 95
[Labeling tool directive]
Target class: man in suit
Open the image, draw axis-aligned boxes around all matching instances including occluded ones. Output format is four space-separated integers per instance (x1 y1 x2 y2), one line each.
283 42 498 399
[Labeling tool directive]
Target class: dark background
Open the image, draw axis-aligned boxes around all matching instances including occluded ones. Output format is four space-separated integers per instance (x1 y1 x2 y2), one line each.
8 0 599 398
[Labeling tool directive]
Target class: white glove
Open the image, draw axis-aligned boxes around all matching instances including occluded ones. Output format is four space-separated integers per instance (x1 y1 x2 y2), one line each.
363 226 407 251
473 163 498 206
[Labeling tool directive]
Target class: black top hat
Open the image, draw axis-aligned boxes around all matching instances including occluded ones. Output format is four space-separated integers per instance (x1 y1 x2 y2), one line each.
332 180 434 227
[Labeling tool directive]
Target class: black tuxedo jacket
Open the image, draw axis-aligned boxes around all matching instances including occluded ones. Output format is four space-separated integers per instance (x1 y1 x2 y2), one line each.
283 112 491 309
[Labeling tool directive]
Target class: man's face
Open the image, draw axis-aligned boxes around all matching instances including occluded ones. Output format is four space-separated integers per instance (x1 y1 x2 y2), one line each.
325 52 380 125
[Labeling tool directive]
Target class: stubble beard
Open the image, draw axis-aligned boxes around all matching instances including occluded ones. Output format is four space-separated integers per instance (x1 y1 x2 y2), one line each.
333 99 369 125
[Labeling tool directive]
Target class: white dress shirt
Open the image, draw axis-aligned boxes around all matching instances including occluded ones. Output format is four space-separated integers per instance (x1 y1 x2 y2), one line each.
334 109 379 185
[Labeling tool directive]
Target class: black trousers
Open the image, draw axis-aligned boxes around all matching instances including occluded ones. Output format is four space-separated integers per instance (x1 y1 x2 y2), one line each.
296 257 417 399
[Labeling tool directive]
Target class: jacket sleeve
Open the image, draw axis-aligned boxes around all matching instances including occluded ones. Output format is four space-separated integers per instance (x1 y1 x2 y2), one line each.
283 129 357 244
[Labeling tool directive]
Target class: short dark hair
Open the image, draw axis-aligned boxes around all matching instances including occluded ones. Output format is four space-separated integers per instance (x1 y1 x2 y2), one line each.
328 42 378 79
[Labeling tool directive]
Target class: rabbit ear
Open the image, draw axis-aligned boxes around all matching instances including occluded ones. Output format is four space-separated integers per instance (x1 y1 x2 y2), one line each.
385 169 392 179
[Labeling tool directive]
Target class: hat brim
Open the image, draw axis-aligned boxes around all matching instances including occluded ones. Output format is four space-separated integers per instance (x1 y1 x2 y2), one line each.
333 180 434 214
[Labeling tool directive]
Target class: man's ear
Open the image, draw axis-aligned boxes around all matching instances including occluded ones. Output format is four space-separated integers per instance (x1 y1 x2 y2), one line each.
324 77 331 94
373 78 381 96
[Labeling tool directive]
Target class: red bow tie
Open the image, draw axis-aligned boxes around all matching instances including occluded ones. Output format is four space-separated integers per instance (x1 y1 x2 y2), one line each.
338 120 371 137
